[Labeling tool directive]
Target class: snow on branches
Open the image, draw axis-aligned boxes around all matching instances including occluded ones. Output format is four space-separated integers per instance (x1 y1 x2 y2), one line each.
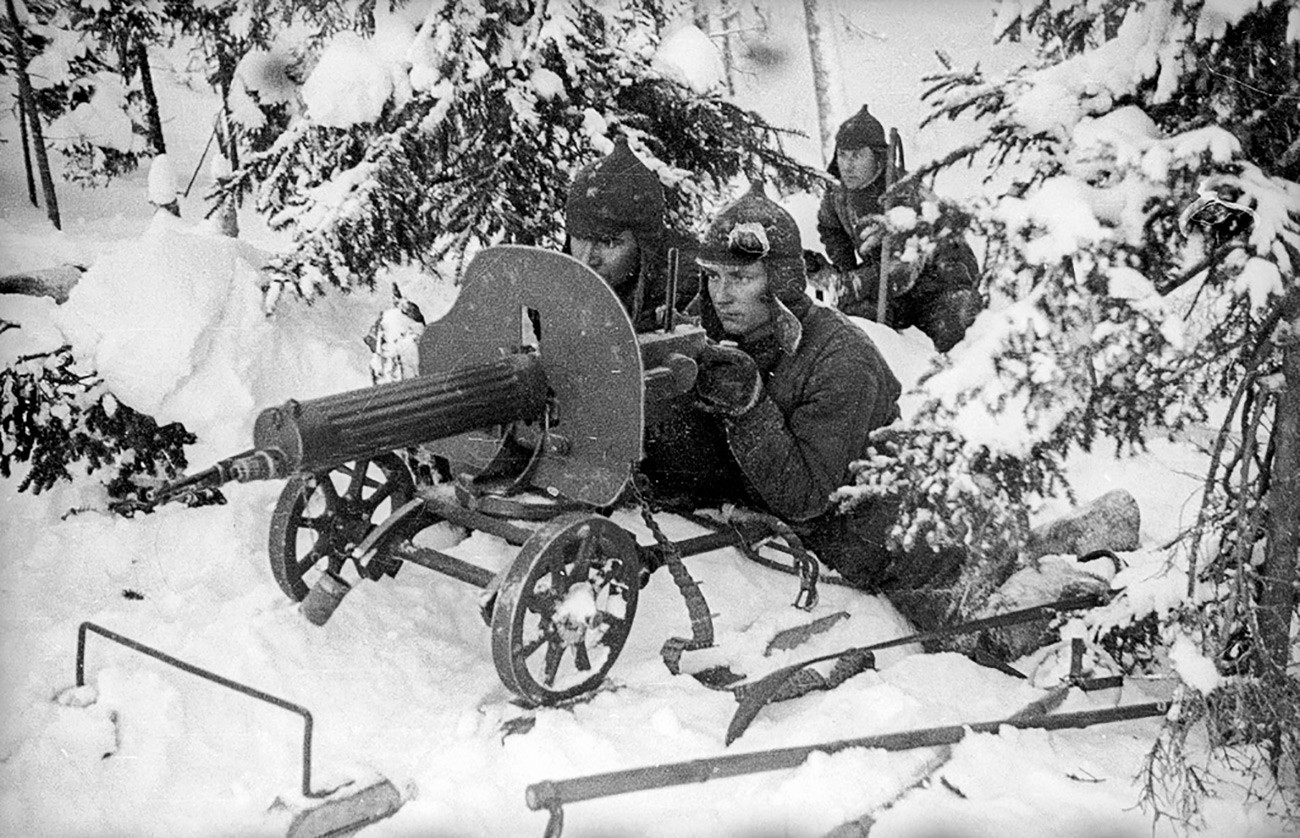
0 341 194 505
862 1 1300 821
219 0 822 300
862 0 1300 549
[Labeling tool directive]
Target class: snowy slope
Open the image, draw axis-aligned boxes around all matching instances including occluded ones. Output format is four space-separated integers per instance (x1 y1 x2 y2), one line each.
0 2 1287 837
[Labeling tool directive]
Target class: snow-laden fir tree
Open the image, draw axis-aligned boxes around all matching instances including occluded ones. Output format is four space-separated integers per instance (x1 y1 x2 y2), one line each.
217 0 822 300
833 0 1298 825
2 0 168 186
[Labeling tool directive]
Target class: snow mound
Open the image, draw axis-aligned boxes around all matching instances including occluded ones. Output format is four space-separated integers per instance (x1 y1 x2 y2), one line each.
53 214 377 457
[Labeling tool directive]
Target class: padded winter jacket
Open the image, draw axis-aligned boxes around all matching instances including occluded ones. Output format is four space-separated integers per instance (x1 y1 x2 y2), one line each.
817 179 887 274
817 180 982 352
724 303 903 584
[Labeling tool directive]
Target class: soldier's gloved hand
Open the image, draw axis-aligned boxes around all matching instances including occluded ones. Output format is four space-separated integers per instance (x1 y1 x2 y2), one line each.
695 343 762 416
856 219 885 256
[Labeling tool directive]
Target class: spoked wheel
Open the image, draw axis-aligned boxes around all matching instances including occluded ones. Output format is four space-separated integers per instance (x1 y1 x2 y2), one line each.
491 512 641 705
268 454 415 601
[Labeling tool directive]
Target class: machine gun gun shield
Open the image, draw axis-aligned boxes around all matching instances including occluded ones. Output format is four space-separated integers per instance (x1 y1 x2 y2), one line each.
419 246 644 507
144 245 726 708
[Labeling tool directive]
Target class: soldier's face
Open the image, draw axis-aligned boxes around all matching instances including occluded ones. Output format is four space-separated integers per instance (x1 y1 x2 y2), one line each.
571 230 639 290
706 261 771 337
836 146 880 189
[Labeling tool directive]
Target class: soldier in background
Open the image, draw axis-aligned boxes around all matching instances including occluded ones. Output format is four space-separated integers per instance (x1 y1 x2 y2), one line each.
814 104 983 353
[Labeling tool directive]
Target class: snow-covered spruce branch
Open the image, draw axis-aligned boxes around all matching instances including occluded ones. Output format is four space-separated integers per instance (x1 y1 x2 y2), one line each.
0 345 195 505
833 426 1067 605
911 1 1300 821
210 2 822 299
1181 301 1287 594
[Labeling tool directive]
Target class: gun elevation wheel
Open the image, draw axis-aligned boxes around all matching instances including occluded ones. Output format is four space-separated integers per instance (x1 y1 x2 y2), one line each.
491 513 640 705
268 454 415 601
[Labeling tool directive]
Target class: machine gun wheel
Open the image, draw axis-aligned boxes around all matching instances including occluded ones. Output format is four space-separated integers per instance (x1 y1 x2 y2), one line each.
268 454 416 601
491 513 640 705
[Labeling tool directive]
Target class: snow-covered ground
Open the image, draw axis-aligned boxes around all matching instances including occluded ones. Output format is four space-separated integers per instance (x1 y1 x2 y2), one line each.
0 2 1291 837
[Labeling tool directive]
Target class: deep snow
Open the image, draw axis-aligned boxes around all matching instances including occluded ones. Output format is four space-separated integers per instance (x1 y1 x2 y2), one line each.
1 2 1292 837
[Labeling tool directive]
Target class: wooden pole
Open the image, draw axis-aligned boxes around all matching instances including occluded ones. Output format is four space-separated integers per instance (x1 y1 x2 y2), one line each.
526 701 1168 813
875 128 902 324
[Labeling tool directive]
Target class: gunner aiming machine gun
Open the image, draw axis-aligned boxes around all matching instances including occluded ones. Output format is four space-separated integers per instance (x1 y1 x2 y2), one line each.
145 246 751 707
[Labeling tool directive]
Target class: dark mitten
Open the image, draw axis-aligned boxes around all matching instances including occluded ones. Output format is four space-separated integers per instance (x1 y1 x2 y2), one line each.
695 343 762 416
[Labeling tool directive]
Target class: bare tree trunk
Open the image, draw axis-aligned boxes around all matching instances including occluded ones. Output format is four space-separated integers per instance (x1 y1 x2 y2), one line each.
217 76 239 170
214 106 239 237
718 0 736 96
1259 289 1300 678
17 93 37 205
6 0 61 229
136 40 166 154
693 0 737 96
801 0 835 164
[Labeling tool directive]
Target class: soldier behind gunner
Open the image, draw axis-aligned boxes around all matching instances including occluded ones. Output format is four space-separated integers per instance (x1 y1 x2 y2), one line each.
815 105 983 353
564 137 699 332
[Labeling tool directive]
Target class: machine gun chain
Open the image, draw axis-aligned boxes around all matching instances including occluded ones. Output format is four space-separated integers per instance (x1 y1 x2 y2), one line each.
722 508 820 611
629 473 716 676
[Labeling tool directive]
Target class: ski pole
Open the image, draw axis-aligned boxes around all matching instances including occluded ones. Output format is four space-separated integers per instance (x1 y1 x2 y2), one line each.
875 127 904 323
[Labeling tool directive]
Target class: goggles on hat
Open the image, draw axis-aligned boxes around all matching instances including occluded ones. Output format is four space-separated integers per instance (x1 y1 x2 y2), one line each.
726 222 771 259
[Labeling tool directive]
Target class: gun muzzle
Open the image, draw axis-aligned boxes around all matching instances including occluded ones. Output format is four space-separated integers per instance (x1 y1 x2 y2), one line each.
146 448 284 505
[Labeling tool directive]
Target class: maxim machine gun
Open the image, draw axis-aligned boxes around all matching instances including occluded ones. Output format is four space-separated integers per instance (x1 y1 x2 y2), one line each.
147 246 750 706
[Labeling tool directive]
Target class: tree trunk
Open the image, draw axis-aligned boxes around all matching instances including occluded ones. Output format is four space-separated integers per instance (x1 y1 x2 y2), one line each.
1259 288 1300 679
718 0 736 96
215 42 240 171
136 40 165 154
216 198 239 237
693 0 737 96
6 0 61 230
17 93 37 206
801 0 835 164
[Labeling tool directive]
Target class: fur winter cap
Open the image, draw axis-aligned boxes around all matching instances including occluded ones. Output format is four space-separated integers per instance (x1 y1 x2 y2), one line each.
828 105 887 179
697 182 809 353
698 181 807 309
565 137 666 241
